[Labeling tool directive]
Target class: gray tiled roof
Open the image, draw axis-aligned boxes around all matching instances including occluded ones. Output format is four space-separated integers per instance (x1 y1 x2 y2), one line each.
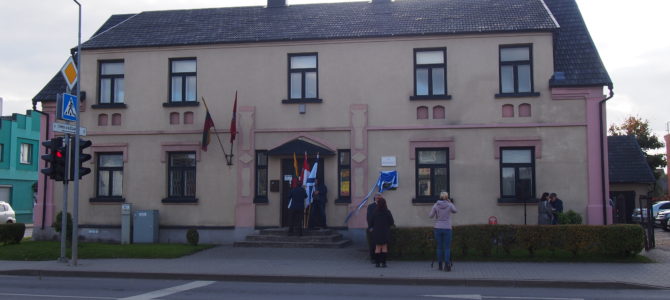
35 0 612 102
81 0 558 50
608 136 656 184
32 72 66 103
544 0 612 88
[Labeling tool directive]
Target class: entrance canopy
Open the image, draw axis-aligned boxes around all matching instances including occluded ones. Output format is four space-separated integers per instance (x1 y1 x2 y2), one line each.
268 139 335 156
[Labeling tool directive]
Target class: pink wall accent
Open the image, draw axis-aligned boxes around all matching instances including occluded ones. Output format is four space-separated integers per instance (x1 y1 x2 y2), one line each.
184 111 194 124
235 105 256 228
519 103 531 117
170 112 180 124
98 114 108 126
91 144 129 162
34 102 57 230
417 106 428 119
502 104 514 118
552 86 611 225
348 104 368 229
160 143 201 162
432 105 445 119
409 139 455 160
111 113 122 126
493 137 542 159
665 134 670 195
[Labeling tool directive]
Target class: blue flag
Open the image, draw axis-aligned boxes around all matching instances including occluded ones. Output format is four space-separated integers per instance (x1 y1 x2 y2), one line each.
376 170 398 192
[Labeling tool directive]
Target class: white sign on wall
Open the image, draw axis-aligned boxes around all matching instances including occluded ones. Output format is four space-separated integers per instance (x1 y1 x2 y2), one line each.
381 156 397 167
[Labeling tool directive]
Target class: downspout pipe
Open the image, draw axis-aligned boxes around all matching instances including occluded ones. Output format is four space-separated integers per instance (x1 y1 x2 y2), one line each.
599 84 614 225
32 100 50 229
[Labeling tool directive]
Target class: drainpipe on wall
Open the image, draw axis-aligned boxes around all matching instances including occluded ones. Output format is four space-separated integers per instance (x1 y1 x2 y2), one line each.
599 84 614 225
32 100 50 229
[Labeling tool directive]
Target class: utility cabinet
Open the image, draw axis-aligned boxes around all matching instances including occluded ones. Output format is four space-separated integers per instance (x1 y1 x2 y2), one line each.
133 210 159 243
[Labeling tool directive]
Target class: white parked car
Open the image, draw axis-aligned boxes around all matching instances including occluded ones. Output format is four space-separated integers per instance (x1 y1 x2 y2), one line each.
0 201 16 223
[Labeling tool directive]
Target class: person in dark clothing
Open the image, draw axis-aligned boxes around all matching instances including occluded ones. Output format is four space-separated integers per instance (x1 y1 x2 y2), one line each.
549 192 564 225
309 178 328 229
366 193 381 263
288 183 308 236
370 197 394 268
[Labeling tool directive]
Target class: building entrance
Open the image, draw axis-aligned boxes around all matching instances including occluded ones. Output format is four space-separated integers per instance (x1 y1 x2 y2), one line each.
280 157 324 227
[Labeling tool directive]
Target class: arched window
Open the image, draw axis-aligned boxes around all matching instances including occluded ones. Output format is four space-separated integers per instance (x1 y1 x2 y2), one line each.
111 113 122 126
183 111 194 124
432 105 445 119
502 104 514 118
519 103 531 117
417 106 429 119
170 112 180 125
98 114 108 126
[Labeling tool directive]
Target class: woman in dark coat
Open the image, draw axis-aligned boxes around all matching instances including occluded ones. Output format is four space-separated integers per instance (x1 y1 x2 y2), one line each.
370 197 394 267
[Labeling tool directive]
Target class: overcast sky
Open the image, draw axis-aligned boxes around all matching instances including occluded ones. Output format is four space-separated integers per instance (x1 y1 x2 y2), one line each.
1 0 669 140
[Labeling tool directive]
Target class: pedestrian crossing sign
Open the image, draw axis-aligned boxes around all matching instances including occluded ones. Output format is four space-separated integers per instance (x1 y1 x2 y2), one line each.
59 93 78 122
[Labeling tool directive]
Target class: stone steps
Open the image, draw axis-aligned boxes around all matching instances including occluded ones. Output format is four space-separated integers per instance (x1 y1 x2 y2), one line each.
234 228 352 248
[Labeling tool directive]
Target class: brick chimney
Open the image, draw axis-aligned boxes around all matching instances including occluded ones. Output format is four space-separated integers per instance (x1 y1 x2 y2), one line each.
267 0 286 8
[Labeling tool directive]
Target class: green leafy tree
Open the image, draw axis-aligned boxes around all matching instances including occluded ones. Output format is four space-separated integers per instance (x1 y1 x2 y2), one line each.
609 116 666 173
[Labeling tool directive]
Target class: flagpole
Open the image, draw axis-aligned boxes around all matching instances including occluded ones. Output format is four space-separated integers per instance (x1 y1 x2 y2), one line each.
201 96 231 164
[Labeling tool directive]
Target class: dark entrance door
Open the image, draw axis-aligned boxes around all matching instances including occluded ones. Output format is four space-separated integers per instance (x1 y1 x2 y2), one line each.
610 190 636 224
280 157 324 227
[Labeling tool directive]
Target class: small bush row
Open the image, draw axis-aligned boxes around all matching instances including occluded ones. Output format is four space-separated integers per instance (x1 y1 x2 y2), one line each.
0 223 26 245
389 224 644 260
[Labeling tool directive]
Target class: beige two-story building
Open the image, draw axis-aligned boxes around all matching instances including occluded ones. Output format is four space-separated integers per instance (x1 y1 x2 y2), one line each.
33 0 613 244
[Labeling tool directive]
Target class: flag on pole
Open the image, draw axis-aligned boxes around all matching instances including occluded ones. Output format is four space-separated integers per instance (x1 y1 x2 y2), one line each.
305 154 319 207
201 110 214 151
229 91 238 144
302 152 310 187
293 152 299 178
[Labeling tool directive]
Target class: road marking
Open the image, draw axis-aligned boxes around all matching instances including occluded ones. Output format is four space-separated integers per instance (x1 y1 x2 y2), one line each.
422 295 584 300
119 281 215 300
0 292 114 299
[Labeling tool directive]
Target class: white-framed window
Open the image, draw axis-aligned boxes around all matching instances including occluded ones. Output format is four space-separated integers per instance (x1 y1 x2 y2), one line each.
500 147 535 202
96 153 123 198
19 143 32 164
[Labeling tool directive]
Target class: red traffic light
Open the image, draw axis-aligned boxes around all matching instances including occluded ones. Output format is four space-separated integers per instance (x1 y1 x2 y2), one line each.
56 150 64 158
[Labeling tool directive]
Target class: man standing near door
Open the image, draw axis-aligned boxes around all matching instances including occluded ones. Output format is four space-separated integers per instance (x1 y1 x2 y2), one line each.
309 178 328 229
288 179 307 236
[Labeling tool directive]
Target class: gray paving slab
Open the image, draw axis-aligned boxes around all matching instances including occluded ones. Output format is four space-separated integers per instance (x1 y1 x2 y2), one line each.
2 244 670 290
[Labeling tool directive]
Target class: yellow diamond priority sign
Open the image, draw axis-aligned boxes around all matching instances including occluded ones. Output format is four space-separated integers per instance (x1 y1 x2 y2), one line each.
61 57 78 90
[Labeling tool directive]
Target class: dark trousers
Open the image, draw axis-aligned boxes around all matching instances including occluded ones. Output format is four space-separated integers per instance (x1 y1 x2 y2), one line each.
288 209 303 235
309 200 327 228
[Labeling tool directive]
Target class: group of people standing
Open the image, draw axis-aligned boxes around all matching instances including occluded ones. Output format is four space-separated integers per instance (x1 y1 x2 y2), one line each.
537 192 564 225
287 178 328 236
366 191 458 271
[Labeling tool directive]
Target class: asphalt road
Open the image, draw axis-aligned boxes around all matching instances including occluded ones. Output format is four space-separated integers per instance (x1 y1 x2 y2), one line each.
1 276 668 300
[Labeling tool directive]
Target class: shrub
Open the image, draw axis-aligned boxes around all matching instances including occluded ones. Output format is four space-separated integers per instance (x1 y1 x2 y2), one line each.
0 223 26 245
52 211 73 242
558 210 583 224
186 228 199 246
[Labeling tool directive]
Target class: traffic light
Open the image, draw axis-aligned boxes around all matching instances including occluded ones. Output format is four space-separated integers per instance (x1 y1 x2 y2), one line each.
41 137 67 181
70 138 92 179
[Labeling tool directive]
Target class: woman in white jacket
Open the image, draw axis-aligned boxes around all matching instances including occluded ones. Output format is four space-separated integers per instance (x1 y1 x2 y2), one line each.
429 191 458 271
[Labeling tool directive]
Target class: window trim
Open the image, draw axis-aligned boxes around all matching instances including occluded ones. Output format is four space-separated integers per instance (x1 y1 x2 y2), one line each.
412 47 451 100
285 53 320 102
0 143 4 163
19 143 32 165
413 147 450 204
496 44 539 98
168 58 198 104
254 150 269 204
97 60 125 105
335 149 351 204
498 147 536 204
94 152 124 199
163 151 198 203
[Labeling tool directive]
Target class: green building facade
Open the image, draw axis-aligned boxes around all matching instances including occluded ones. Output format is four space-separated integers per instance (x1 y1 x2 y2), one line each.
0 111 41 223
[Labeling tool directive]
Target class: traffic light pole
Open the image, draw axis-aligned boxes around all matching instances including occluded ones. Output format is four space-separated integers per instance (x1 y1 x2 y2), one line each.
59 135 70 263
72 0 82 266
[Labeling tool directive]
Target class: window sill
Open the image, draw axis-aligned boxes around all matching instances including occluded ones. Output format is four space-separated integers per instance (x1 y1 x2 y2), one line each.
162 197 198 203
495 92 541 98
254 196 269 204
281 98 323 104
90 197 125 203
497 197 539 204
334 197 351 204
92 103 127 109
163 102 200 107
409 95 452 101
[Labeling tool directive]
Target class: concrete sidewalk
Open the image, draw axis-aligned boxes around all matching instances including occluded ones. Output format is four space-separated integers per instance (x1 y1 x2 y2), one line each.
2 244 670 290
